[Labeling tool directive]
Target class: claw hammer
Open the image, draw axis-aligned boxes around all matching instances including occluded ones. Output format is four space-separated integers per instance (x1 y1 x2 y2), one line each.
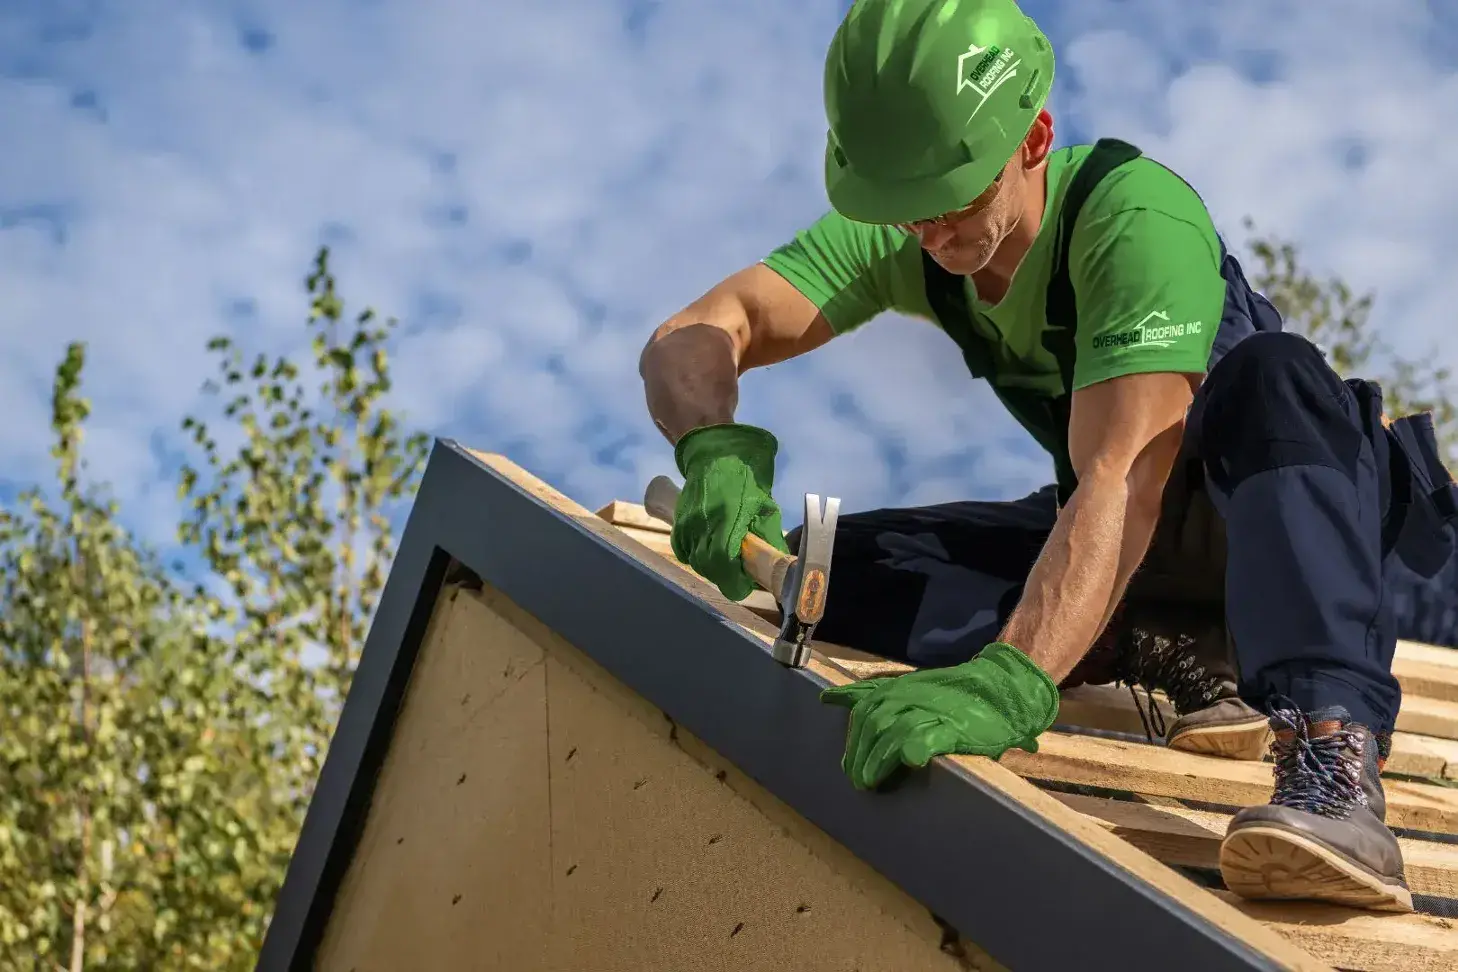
643 475 840 668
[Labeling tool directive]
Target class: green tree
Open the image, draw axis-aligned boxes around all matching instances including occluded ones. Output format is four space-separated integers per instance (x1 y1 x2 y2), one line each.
0 345 275 970
0 245 430 969
1242 219 1457 465
176 245 430 801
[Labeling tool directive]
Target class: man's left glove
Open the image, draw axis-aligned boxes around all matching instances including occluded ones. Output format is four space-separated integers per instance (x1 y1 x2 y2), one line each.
819 641 1060 790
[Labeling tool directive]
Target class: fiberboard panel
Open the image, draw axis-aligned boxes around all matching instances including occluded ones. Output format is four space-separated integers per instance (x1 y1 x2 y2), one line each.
313 583 1000 972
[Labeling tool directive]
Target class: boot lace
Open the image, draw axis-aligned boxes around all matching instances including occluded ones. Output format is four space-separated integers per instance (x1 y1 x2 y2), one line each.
1266 704 1367 819
1115 627 1226 741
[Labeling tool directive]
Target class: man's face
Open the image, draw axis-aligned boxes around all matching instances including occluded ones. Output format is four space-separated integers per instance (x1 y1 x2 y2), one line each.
898 154 1024 276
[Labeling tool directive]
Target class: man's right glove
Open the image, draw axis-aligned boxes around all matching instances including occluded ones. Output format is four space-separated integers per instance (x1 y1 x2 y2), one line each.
671 423 791 602
818 641 1060 790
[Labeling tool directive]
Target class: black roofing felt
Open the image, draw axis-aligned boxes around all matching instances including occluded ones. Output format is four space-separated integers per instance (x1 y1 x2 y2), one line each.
255 439 1292 972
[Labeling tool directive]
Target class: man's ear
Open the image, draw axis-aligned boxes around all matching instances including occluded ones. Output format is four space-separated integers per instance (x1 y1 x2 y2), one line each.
1023 108 1055 168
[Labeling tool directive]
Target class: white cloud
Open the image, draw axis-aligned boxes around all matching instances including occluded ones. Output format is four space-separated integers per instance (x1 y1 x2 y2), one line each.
0 0 1455 553
1054 0 1458 362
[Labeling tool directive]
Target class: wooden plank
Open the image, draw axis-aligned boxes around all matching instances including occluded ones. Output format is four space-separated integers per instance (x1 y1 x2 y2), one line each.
615 524 678 560
1052 792 1458 902
1057 684 1454 781
612 525 782 624
1418 736 1458 782
1397 695 1458 743
1062 786 1458 970
1211 891 1458 972
1394 657 1458 705
476 455 1330 972
1397 642 1458 669
998 731 1458 837
595 499 672 534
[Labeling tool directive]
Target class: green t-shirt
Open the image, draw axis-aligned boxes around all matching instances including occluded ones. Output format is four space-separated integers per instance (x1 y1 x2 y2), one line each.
762 144 1227 448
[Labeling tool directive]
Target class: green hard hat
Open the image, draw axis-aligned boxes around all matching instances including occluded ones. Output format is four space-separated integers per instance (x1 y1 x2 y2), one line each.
823 0 1056 225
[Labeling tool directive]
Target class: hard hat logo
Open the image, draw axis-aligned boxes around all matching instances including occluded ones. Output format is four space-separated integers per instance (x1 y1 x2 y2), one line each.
956 43 1021 120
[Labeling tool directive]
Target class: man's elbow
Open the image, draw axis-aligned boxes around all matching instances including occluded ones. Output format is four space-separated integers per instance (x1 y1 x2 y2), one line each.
642 322 742 385
1076 425 1183 514
1126 425 1187 521
642 292 752 375
1126 471 1171 532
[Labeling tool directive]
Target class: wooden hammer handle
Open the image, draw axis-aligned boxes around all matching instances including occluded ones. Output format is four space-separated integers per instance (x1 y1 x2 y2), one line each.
643 475 796 599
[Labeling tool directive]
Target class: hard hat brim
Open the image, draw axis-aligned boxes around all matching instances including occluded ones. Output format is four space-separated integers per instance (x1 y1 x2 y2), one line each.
824 141 1012 226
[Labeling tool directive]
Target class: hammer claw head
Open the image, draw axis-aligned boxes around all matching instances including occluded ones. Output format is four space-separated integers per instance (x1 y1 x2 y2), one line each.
797 495 839 562
773 492 841 667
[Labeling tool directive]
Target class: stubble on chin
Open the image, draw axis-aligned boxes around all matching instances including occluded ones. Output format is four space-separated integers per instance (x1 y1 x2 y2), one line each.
927 237 997 275
927 206 1019 276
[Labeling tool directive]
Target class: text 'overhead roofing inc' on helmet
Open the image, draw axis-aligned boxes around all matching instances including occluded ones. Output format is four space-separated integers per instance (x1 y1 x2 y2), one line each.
823 0 1056 225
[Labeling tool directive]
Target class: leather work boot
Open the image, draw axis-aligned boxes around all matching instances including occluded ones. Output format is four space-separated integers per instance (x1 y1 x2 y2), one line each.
1111 602 1272 761
1219 704 1413 912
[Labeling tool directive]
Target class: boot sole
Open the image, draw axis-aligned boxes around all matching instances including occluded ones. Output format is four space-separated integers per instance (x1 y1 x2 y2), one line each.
1167 717 1273 761
1219 825 1414 913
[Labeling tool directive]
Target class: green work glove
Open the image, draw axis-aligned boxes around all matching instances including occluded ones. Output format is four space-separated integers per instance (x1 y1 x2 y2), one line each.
819 642 1060 790
671 423 791 602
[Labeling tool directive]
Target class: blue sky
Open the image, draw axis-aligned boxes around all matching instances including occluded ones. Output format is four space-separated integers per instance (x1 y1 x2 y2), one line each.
2 0 1457 548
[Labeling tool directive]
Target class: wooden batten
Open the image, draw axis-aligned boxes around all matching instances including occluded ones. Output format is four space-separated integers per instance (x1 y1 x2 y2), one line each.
1056 793 1458 970
594 499 673 535
1396 695 1458 742
1052 792 1458 902
1394 656 1458 704
1211 892 1458 972
1055 683 1458 781
999 726 1458 837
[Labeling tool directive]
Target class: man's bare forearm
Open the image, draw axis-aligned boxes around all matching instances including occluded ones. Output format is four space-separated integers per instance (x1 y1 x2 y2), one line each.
999 471 1160 682
639 323 741 444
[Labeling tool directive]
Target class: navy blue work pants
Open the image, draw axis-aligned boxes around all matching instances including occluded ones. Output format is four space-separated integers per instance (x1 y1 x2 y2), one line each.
788 332 1408 734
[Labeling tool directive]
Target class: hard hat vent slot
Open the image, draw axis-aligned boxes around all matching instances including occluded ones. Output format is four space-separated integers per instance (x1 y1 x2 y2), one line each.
1019 69 1041 109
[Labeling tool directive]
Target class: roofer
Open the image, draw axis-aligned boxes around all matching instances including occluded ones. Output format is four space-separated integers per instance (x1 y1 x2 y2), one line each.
638 0 1457 913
